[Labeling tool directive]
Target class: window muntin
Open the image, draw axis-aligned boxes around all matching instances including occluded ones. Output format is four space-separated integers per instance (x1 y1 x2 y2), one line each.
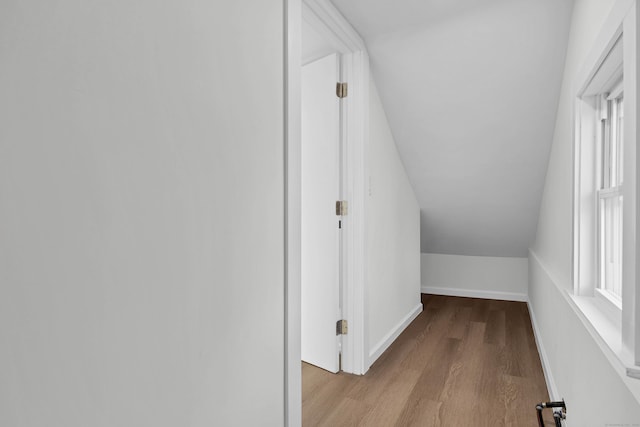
597 93 623 303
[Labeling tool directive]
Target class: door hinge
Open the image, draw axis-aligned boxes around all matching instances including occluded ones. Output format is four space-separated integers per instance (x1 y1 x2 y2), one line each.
336 319 348 335
336 82 348 98
335 200 348 216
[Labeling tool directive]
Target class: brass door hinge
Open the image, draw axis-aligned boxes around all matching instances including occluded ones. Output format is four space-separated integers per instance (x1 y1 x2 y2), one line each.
336 82 348 98
336 319 348 335
335 200 348 216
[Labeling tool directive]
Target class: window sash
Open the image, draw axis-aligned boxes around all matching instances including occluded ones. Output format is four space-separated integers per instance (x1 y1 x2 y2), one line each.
597 94 624 302
598 191 623 301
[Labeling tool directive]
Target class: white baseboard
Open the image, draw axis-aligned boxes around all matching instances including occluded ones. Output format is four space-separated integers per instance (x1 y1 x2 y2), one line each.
368 303 423 367
527 300 560 401
421 285 528 302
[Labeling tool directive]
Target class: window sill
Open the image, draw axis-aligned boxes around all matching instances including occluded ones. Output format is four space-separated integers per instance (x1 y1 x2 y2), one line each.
567 291 640 389
595 287 622 311
571 292 622 354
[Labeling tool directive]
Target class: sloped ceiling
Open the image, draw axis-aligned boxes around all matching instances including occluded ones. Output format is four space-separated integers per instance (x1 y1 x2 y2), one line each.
330 0 574 257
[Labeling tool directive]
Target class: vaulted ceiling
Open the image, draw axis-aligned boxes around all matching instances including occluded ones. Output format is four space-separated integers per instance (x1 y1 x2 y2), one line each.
330 0 574 257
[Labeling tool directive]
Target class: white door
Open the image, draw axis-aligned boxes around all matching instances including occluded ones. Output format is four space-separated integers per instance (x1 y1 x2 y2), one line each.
301 53 341 373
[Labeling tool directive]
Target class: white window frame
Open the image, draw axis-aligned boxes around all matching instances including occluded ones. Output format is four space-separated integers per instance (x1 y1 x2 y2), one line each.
572 0 639 379
597 91 624 307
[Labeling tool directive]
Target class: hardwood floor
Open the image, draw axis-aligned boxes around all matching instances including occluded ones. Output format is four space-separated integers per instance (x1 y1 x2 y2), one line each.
302 294 554 426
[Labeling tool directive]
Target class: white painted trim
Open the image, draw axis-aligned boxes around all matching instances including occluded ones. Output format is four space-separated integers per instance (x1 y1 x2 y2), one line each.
368 303 423 367
302 0 365 52
527 299 561 401
576 0 633 96
300 0 370 376
342 49 370 375
627 0 640 370
420 286 528 302
284 0 302 425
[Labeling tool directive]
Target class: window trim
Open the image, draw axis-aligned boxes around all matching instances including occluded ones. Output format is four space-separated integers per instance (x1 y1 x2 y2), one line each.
572 0 638 377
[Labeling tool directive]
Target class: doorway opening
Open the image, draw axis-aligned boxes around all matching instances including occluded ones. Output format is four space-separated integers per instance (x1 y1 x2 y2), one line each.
286 0 370 424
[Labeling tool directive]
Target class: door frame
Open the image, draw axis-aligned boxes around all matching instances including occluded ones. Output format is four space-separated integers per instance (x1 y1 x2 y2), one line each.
285 0 370 425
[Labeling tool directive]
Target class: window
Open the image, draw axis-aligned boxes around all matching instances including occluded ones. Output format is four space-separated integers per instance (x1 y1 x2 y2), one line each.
597 90 623 305
574 34 625 308
572 0 639 377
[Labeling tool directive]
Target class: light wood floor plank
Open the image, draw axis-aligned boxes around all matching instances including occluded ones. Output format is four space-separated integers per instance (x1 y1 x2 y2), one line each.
302 294 554 426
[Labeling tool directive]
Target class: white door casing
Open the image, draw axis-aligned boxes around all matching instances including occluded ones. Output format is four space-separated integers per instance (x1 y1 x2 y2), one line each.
286 0 370 424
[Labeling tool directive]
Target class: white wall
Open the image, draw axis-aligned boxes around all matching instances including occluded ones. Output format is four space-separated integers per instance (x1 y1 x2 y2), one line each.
335 0 573 258
530 0 640 424
421 254 528 301
0 2 285 426
530 254 640 425
533 0 619 291
367 77 421 366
